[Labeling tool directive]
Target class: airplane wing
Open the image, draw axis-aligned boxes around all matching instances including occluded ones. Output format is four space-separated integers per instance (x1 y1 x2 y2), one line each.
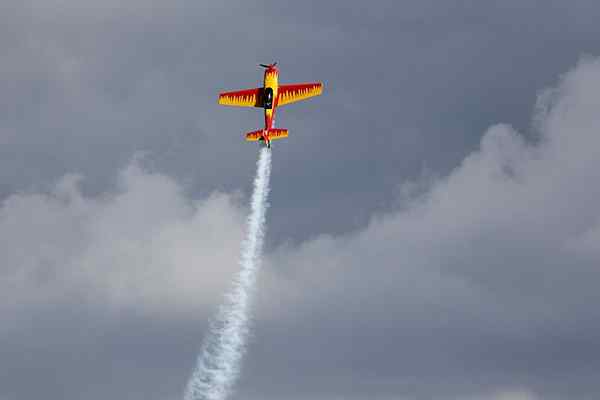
218 88 263 107
277 83 323 106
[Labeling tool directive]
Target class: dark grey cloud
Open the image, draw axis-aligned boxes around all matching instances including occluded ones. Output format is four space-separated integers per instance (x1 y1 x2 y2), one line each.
2 0 600 242
3 1 600 400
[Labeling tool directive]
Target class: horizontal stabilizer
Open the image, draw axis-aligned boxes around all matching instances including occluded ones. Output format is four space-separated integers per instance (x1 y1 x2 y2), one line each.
269 128 289 141
245 130 263 141
245 128 289 141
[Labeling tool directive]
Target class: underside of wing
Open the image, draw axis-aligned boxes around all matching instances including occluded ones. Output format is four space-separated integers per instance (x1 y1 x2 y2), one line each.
219 88 263 107
277 83 323 106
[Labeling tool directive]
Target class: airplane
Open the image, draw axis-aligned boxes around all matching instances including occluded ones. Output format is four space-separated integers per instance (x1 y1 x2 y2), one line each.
218 62 323 148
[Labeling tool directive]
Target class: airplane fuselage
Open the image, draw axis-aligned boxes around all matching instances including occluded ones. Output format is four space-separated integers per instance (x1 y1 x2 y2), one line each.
262 66 279 146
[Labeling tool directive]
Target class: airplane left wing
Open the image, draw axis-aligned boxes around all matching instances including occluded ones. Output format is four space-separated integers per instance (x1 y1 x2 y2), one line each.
277 83 323 106
218 88 263 107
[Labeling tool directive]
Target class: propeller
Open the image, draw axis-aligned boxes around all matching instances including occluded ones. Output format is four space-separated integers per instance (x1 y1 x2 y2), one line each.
259 62 278 68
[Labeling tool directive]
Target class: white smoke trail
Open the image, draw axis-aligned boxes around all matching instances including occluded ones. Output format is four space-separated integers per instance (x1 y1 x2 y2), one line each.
184 147 272 400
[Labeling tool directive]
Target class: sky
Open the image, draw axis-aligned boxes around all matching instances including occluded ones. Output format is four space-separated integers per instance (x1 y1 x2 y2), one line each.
2 1 600 399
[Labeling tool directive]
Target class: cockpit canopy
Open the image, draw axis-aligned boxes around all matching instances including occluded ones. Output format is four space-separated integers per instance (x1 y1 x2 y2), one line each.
263 87 274 109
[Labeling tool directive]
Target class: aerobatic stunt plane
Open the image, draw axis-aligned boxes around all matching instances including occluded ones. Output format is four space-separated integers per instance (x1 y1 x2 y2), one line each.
218 63 323 148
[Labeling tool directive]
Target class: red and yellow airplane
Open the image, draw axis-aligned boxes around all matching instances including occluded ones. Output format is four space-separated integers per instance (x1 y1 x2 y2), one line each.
218 62 323 148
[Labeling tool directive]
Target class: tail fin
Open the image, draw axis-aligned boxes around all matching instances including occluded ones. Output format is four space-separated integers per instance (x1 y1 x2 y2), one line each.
245 128 289 142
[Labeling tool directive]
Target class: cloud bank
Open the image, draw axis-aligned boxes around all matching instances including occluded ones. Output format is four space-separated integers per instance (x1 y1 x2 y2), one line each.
0 159 246 321
252 57 600 399
2 57 600 399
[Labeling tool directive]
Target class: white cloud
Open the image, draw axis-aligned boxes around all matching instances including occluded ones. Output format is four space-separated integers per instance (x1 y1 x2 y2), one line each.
5 55 591 326
261 57 600 322
483 389 538 400
0 159 246 320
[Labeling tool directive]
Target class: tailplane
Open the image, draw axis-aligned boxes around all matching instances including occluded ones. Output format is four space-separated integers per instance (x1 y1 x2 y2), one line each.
245 128 289 142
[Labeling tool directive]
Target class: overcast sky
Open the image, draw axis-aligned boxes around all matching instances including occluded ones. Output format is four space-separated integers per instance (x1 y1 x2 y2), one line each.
2 1 600 399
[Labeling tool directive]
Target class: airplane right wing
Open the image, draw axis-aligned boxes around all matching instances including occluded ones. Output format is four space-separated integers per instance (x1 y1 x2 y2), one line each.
218 88 263 107
277 83 323 106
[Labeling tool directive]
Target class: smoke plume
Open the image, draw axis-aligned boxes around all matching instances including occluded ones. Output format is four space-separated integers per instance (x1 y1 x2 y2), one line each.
184 147 272 400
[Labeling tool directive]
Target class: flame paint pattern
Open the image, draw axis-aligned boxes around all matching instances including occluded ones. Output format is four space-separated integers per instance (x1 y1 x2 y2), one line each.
218 88 261 107
277 83 323 106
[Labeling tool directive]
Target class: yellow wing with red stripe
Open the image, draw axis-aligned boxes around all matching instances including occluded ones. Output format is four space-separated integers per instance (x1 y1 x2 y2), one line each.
277 83 323 107
218 88 262 107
